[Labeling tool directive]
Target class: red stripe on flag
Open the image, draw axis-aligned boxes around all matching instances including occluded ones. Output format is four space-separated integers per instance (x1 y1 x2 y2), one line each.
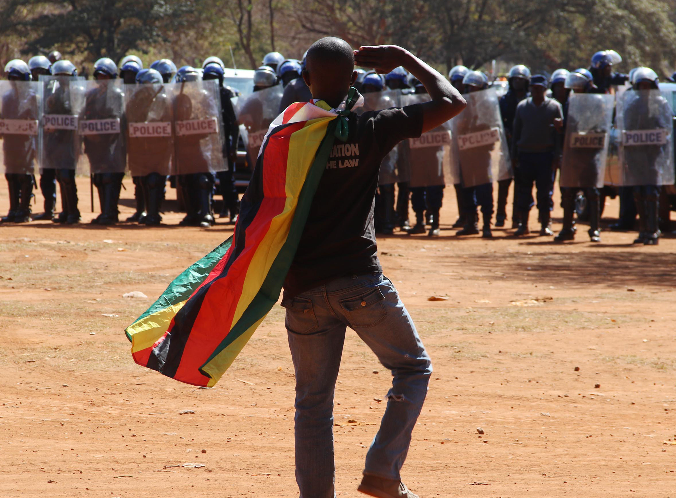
282 102 307 124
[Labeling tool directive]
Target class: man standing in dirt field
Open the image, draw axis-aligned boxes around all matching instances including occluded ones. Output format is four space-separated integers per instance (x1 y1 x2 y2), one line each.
281 38 465 498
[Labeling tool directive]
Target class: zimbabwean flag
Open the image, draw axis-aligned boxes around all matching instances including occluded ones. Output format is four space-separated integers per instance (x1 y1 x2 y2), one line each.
125 92 362 387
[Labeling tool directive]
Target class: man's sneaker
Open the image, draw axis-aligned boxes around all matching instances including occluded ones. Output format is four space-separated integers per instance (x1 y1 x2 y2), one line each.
358 474 419 498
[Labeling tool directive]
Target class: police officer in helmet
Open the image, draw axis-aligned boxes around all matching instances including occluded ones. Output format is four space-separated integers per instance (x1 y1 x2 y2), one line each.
277 60 302 88
499 64 531 229
550 69 570 106
262 52 285 73
253 65 277 92
589 50 628 94
279 50 313 112
156 59 177 84
203 62 241 223
47 51 62 64
447 65 470 228
86 58 126 225
1 60 36 223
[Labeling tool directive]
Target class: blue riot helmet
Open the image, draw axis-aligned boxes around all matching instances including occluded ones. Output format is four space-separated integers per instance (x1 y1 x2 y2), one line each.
573 68 593 81
119 60 141 84
262 52 284 72
136 68 163 85
462 70 488 91
385 66 408 90
119 55 143 70
203 56 225 70
564 71 592 92
150 60 161 70
93 57 118 79
550 69 570 87
278 60 302 87
632 67 659 90
253 65 278 90
28 55 51 80
4 60 31 81
176 66 201 83
51 60 78 76
203 63 225 85
606 50 622 65
362 73 385 92
591 51 614 70
155 59 177 83
448 65 469 83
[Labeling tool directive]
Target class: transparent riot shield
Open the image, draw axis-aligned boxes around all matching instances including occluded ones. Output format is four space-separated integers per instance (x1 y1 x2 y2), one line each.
171 79 225 175
76 79 126 174
403 93 455 188
360 90 405 185
611 89 675 186
39 75 85 172
0 81 40 175
451 87 511 188
560 93 614 188
124 82 174 177
236 84 284 164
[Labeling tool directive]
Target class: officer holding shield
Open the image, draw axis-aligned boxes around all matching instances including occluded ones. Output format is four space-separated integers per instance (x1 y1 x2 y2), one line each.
448 65 470 229
1 60 38 223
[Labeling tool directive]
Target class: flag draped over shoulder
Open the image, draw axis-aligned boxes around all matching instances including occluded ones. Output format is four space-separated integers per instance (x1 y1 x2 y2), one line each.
125 90 363 387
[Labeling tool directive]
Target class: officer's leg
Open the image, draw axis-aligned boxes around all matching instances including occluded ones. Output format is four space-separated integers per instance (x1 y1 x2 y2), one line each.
405 187 425 234
555 187 576 242
143 173 165 226
2 174 20 222
511 168 521 229
426 185 444 237
659 186 671 233
587 187 601 242
396 181 410 229
126 176 146 223
178 174 199 226
535 153 555 236
197 173 215 228
496 178 511 227
633 186 646 244
91 174 104 224
97 173 123 225
477 182 494 238
14 174 33 223
612 187 637 231
514 153 535 236
456 186 479 236
379 184 395 235
57 169 80 224
452 183 466 228
34 169 57 221
644 185 660 245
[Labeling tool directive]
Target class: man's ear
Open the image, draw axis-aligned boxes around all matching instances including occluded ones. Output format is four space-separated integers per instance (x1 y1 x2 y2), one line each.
302 69 311 88
351 70 358 85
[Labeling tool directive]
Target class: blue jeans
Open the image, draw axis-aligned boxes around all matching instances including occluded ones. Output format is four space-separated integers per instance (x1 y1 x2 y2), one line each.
515 151 555 216
283 273 432 498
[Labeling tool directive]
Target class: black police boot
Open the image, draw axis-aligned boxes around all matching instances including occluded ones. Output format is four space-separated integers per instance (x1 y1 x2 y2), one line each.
555 189 576 243
644 196 659 246
91 175 105 225
53 180 68 223
482 213 493 239
405 212 426 234
35 173 56 221
539 211 553 236
197 174 215 228
496 179 509 228
14 175 33 223
587 190 601 243
396 182 410 229
143 173 165 226
456 212 479 236
127 177 147 223
633 192 646 244
178 176 200 226
514 211 530 236
428 210 440 237
380 185 396 235
97 174 122 226
61 171 80 225
2 175 20 222
452 184 466 228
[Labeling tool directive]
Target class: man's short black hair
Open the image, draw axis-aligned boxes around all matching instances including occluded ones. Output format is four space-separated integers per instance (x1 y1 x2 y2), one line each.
306 37 354 70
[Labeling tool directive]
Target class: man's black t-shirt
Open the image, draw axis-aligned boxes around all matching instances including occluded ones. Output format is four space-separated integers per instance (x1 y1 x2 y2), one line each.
283 104 424 298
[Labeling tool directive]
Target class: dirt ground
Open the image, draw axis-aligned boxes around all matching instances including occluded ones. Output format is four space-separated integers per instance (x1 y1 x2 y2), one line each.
1 177 675 498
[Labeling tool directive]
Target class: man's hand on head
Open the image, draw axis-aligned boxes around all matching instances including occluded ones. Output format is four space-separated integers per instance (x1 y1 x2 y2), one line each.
354 46 411 74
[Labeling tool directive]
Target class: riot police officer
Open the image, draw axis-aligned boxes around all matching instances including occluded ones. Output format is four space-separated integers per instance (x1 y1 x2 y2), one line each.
254 65 277 92
203 62 241 223
1 60 37 223
279 51 312 112
262 52 285 73
85 58 126 225
45 60 81 224
550 69 570 106
27 56 57 220
555 70 612 243
499 65 531 228
126 69 173 226
119 59 142 84
47 51 62 64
